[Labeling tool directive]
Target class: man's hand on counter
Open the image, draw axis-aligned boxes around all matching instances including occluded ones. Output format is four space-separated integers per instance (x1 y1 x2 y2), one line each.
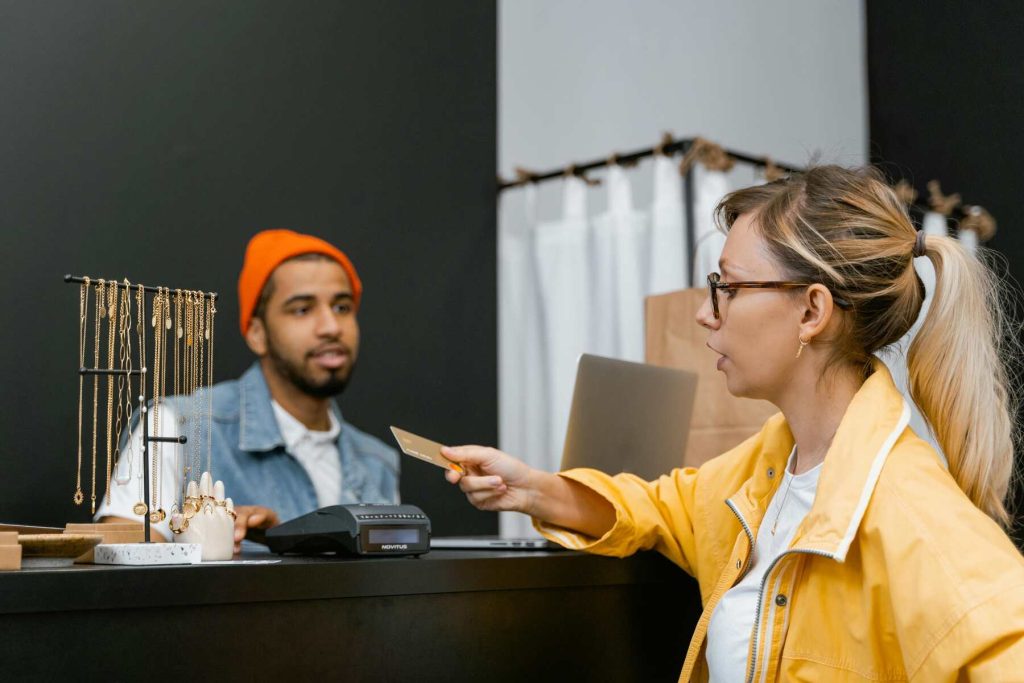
233 505 281 554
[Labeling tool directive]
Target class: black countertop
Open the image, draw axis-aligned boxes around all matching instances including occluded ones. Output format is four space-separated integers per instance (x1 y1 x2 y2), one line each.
1 548 701 682
0 548 690 614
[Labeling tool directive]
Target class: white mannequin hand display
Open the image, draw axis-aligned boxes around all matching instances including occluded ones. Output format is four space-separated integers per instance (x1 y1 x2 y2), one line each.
169 472 235 560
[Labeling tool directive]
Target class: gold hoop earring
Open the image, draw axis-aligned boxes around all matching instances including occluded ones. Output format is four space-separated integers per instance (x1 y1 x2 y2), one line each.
796 337 809 359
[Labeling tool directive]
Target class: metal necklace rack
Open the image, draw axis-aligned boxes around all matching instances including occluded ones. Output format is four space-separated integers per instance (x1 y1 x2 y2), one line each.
65 274 217 544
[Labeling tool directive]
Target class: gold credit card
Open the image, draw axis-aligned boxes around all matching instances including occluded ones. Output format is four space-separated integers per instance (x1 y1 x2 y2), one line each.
389 426 465 474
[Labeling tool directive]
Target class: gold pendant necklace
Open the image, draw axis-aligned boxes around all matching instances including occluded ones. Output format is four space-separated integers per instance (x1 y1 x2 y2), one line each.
192 292 202 487
185 290 194 487
90 280 104 514
174 289 185 507
160 287 172 521
132 283 148 517
160 287 171 517
73 277 89 506
149 287 167 524
207 293 215 476
104 281 117 509
149 287 160 522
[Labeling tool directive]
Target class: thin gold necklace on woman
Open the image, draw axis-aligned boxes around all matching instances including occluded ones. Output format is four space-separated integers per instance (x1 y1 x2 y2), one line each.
771 428 838 535
770 457 797 536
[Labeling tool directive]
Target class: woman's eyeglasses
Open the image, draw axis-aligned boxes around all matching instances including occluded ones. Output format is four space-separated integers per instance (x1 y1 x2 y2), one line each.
706 272 852 319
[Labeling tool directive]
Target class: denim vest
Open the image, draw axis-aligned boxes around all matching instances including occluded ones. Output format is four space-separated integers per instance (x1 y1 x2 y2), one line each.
165 363 399 524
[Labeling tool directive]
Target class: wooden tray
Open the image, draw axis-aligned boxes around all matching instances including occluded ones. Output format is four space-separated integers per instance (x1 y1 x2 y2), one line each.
19 534 102 558
0 523 64 534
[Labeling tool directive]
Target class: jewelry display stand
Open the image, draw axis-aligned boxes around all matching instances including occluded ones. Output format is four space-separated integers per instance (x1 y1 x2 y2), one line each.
65 275 214 566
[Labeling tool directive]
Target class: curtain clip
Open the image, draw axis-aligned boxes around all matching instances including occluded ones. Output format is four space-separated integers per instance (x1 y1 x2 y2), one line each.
565 163 601 186
497 167 539 189
959 205 997 242
679 137 734 175
763 157 786 182
927 180 962 217
893 179 918 206
654 132 675 157
514 166 539 184
607 152 638 170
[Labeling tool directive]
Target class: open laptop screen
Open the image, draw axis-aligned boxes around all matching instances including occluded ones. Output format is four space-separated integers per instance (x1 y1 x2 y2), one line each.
559 354 697 480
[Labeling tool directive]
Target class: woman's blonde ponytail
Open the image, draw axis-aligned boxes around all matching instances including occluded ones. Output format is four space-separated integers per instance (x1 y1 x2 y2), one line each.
908 235 1019 527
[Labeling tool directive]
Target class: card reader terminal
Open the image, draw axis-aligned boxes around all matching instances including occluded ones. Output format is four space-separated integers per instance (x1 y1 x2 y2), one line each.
265 503 431 556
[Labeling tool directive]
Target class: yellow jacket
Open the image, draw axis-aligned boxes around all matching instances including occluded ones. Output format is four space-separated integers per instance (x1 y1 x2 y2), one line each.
536 361 1024 681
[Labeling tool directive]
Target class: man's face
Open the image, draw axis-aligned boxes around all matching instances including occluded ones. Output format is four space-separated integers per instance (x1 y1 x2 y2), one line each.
251 258 360 398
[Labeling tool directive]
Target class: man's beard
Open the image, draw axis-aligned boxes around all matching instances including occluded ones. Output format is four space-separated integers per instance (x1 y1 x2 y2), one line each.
266 335 355 399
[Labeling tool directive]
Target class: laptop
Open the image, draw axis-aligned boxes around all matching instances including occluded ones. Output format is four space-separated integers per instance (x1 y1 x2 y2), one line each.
430 354 698 550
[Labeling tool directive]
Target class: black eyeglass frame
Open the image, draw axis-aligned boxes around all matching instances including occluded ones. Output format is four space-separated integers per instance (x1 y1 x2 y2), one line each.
706 272 852 319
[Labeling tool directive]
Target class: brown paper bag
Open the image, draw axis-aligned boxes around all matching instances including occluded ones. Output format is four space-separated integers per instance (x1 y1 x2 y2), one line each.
645 288 778 469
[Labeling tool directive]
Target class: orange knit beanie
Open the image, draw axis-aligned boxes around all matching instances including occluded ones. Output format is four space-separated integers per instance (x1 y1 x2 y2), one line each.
237 229 362 335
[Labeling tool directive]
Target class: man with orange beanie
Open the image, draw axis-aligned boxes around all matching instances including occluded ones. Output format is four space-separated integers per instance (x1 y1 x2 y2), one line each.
98 229 399 552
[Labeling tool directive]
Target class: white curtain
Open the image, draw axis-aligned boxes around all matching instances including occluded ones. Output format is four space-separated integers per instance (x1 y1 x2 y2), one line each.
497 184 549 537
591 165 649 362
499 177 592 537
958 225 979 254
649 154 689 295
532 176 593 474
497 160 692 537
883 211 947 463
690 164 732 286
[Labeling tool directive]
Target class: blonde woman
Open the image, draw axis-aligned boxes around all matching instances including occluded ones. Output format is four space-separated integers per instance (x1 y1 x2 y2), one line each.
445 166 1024 681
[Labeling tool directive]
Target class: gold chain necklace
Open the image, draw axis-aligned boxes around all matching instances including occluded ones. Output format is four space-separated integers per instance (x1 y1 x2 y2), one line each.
770 431 836 536
187 290 196 508
174 289 185 505
770 465 796 536
160 287 170 516
180 291 199 522
112 281 133 488
207 293 215 475
104 281 118 507
192 292 203 484
132 284 148 518
149 287 167 523
91 279 104 514
73 277 89 506
149 287 160 522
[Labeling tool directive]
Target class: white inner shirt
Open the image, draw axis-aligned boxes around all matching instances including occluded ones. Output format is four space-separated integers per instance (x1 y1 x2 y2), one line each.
270 400 343 508
97 400 344 539
705 447 822 682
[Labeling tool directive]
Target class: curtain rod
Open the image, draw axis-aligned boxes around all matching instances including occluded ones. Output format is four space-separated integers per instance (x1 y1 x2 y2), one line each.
497 137 991 235
497 137 801 192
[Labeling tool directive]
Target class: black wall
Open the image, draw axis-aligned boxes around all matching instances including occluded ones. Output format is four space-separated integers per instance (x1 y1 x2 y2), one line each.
867 1 1024 542
0 2 498 535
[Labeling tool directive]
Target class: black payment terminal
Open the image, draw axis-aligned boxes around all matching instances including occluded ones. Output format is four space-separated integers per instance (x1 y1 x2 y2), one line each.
265 503 431 556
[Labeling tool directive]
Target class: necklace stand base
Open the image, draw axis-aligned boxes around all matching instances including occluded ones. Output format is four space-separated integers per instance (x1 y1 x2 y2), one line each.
92 542 201 565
